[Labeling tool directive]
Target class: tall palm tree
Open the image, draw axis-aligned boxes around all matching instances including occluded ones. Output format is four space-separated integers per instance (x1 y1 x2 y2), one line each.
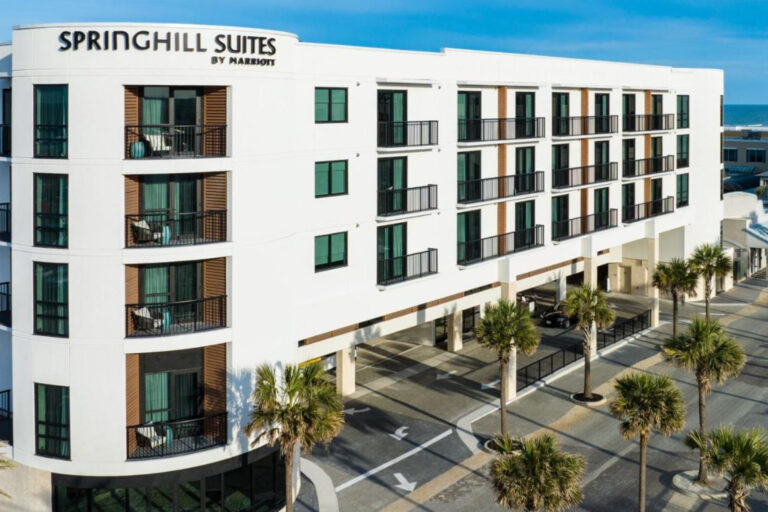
491 433 585 512
664 317 745 484
689 243 732 321
686 426 768 512
563 284 615 400
475 299 540 437
610 373 685 512
0 447 11 499
652 258 698 338
244 362 344 512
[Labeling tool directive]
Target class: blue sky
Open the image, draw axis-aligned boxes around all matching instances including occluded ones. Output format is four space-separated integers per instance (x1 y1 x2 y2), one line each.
3 0 767 103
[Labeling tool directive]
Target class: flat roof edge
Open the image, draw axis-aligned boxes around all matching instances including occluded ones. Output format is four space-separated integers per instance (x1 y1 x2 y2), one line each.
12 22 299 40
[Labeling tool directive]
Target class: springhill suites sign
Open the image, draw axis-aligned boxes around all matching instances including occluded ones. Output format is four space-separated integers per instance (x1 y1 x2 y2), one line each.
58 29 278 67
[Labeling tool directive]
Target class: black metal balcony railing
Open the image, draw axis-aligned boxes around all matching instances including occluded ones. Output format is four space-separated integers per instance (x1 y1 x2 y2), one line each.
0 203 9 243
622 114 675 132
552 116 618 136
622 156 675 178
457 117 545 142
458 172 545 204
552 210 618 241
0 389 11 446
126 413 227 460
377 121 439 148
552 163 618 189
125 125 227 159
457 225 544 265
377 248 438 286
0 124 10 157
126 295 227 337
0 282 10 328
125 210 228 248
623 197 675 223
377 185 438 216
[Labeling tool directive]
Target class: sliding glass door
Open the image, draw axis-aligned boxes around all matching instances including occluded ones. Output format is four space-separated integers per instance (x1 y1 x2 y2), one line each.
457 210 481 263
378 91 407 145
515 200 535 248
140 174 202 242
515 92 535 137
515 147 535 193
457 91 481 141
594 187 609 229
552 195 569 239
552 93 569 135
457 151 481 202
377 223 406 281
378 158 407 213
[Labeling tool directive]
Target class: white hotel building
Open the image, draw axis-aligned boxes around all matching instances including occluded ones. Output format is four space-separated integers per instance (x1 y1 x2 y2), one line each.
0 22 724 511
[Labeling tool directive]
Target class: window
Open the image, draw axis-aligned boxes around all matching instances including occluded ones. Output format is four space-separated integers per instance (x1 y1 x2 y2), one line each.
720 95 724 127
622 183 636 222
677 173 689 207
677 95 689 128
677 135 689 168
379 157 408 212
315 88 347 123
552 93 569 135
315 232 347 271
315 160 348 197
34 174 68 247
457 152 480 202
35 383 70 459
141 349 203 424
724 148 738 162
377 223 407 280
457 211 481 263
746 149 767 163
34 262 68 337
1 88 9 156
457 91 481 141
34 84 68 158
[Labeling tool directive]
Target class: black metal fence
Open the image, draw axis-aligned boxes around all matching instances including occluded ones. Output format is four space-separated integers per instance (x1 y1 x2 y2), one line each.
552 115 618 136
377 185 438 216
0 203 9 243
126 413 227 460
457 225 544 265
623 114 675 132
552 210 618 241
0 282 10 328
125 124 227 159
125 210 228 248
377 248 438 285
597 310 651 349
622 197 675 223
378 121 438 147
458 172 544 203
622 155 675 177
126 295 227 337
552 163 618 189
457 117 545 142
0 125 9 157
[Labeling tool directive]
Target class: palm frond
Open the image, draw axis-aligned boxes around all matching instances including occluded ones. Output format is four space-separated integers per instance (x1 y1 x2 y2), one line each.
610 372 685 440
475 299 541 359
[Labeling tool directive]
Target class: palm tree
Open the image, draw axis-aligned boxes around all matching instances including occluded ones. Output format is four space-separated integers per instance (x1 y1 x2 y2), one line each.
689 243 732 321
563 284 615 400
491 433 585 512
664 317 745 484
610 373 685 512
686 426 768 512
244 362 344 512
652 258 698 338
0 447 11 499
475 299 540 437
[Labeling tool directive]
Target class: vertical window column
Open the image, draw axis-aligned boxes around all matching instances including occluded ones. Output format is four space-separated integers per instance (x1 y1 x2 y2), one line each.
34 174 68 247
35 383 70 459
34 84 68 158
34 262 68 337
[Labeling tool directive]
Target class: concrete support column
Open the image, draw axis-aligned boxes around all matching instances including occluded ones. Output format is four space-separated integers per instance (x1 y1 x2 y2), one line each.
503 347 517 403
584 257 598 288
446 310 463 352
336 347 356 397
555 273 567 303
608 262 619 293
647 238 660 327
501 281 517 303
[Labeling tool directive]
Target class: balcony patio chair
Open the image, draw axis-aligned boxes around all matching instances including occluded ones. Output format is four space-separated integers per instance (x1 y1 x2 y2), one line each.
143 131 172 156
131 219 163 244
136 423 167 449
132 306 163 334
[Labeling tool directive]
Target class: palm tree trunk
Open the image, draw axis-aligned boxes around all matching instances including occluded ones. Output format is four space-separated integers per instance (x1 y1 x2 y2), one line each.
285 447 295 512
704 274 712 322
696 377 708 485
728 479 745 512
672 291 679 339
639 432 648 512
583 332 592 400
500 359 509 436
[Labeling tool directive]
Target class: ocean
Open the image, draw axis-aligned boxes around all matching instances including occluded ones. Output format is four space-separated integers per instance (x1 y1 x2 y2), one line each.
725 104 768 127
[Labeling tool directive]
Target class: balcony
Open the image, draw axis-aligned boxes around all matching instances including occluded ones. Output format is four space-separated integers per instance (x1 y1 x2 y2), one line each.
126 413 227 460
0 203 9 242
623 197 675 223
457 225 544 265
125 210 227 248
458 172 544 204
552 164 618 190
622 156 675 178
552 116 618 137
0 125 9 157
552 210 618 242
125 125 227 159
377 185 438 217
0 282 9 328
457 117 545 143
377 248 438 286
622 114 675 132
378 121 438 148
0 389 11 445
126 295 227 337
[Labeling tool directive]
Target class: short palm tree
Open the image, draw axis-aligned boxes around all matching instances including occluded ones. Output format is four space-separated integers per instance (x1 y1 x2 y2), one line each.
563 284 615 400
689 243 732 321
244 362 344 512
491 433 585 512
0 447 11 499
664 317 745 484
475 299 540 437
610 373 685 512
652 258 698 338
686 426 768 512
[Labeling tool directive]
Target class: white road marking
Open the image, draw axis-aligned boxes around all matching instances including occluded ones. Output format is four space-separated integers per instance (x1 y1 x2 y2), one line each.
334 429 453 492
389 426 409 441
482 379 500 390
436 370 457 380
393 472 417 492
343 407 371 416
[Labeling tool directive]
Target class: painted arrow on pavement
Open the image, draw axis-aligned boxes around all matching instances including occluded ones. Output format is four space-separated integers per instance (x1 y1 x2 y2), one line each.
436 370 457 381
482 379 500 390
393 472 417 492
343 407 371 416
389 426 409 441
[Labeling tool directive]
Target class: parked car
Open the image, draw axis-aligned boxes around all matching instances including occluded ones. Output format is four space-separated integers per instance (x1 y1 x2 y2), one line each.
540 302 578 328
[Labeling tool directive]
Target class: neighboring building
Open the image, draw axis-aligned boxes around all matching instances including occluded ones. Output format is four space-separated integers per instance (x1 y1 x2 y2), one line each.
0 23 725 511
723 126 768 192
723 191 768 280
